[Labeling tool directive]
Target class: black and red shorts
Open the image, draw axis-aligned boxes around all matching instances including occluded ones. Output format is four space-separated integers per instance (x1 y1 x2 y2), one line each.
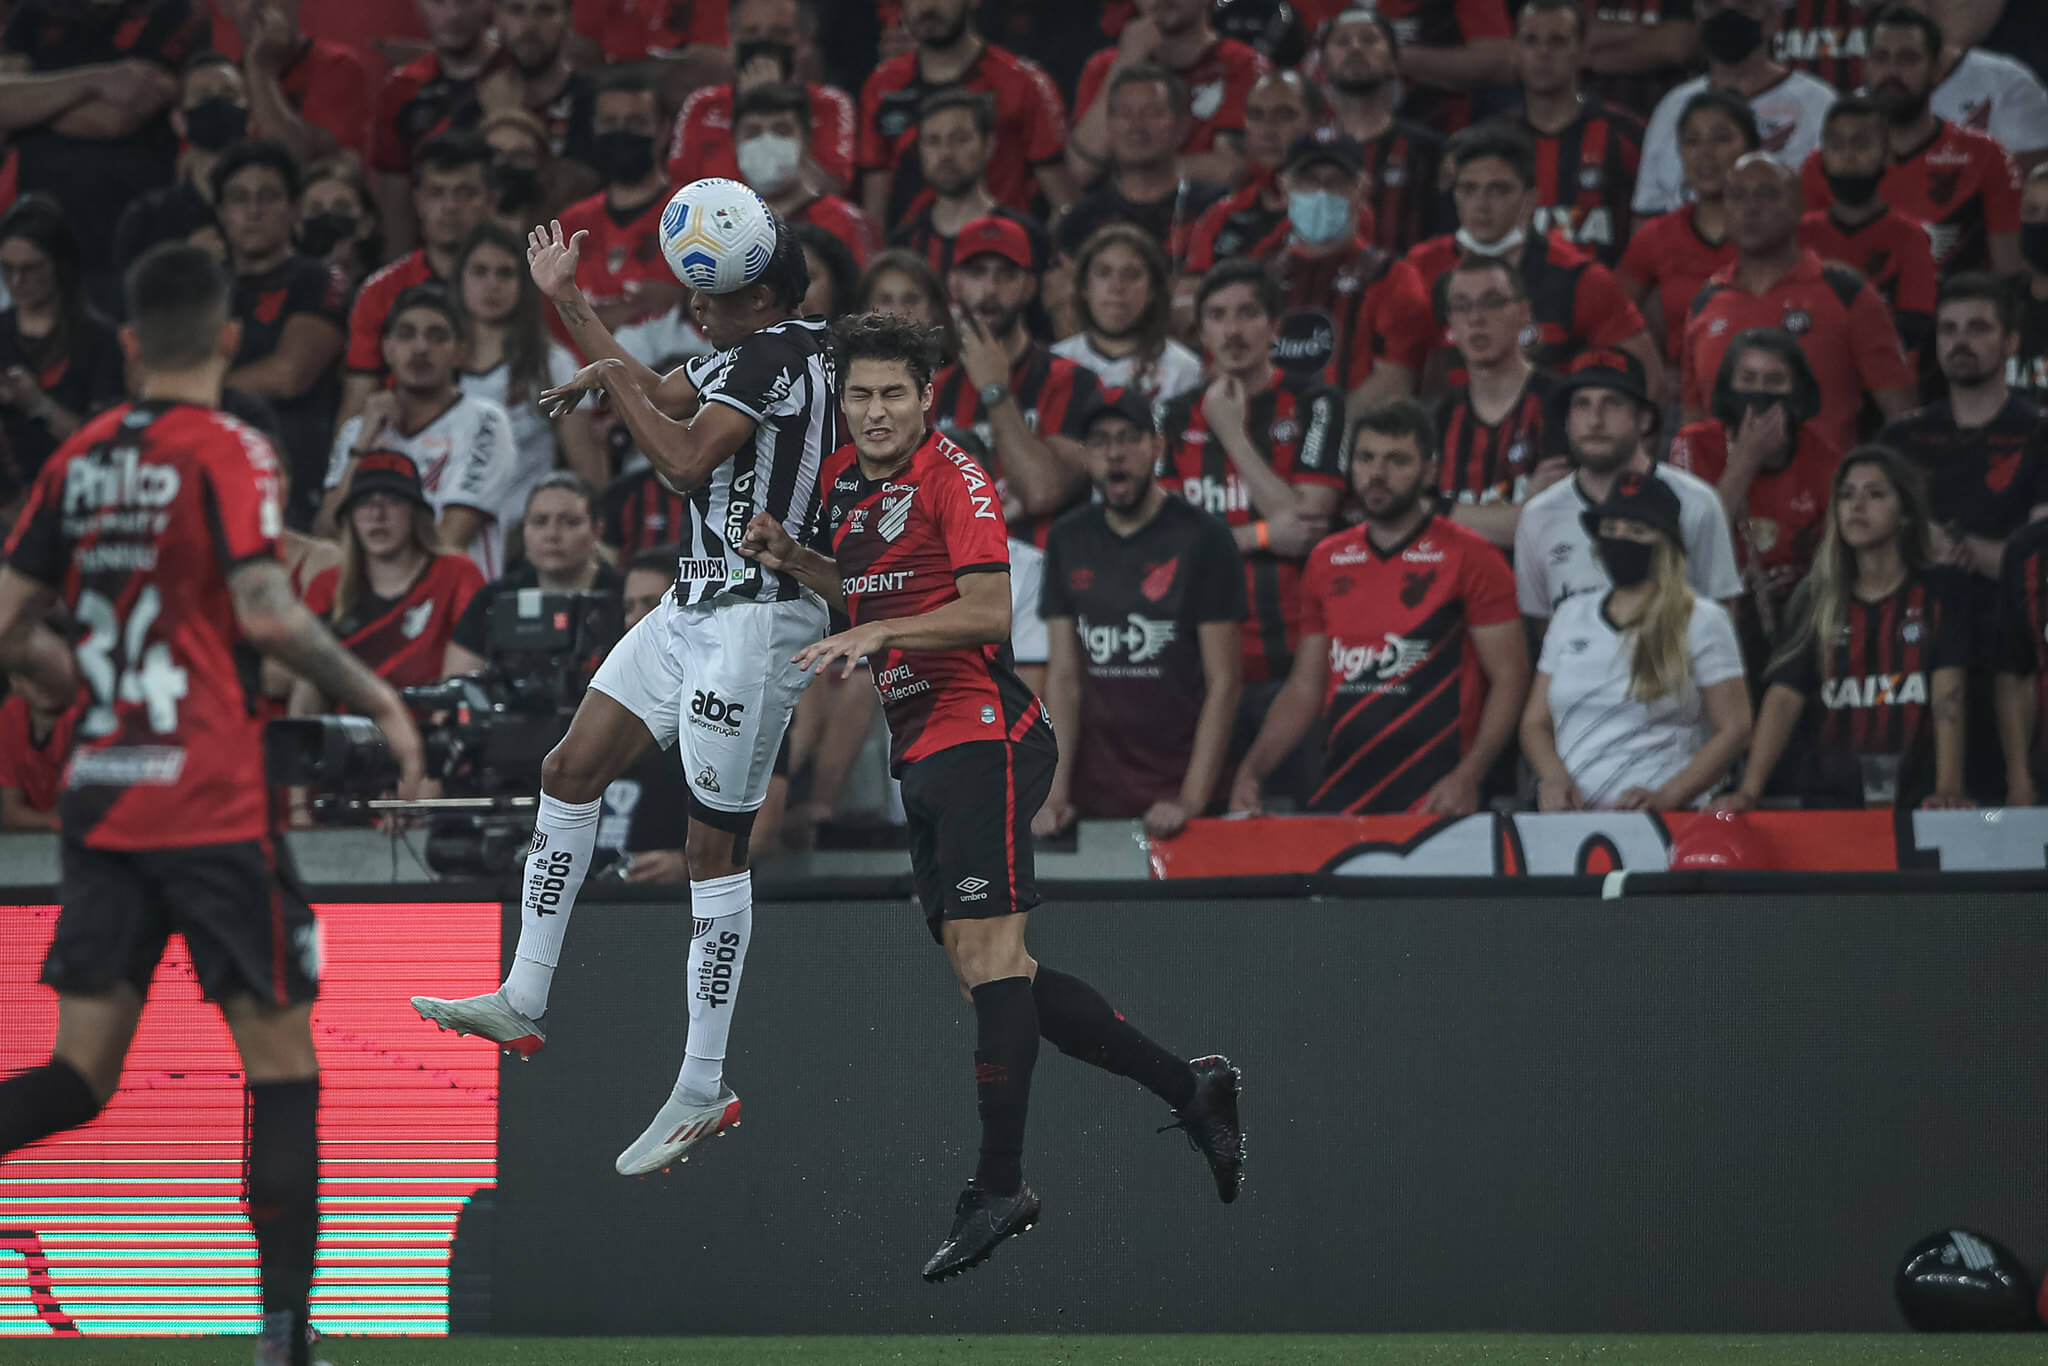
45 836 319 1006
898 734 1056 942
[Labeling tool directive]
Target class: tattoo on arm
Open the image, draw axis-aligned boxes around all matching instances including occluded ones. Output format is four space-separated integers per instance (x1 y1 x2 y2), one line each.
230 562 393 717
555 294 590 328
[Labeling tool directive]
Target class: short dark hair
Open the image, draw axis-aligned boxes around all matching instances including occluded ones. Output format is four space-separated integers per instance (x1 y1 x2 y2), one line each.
734 81 812 134
1195 258 1284 321
1322 9 1399 58
1822 93 1887 136
1517 0 1587 41
1937 271 2020 333
525 470 599 521
628 544 680 576
1447 254 1527 300
125 243 231 371
1352 400 1439 461
1678 89 1761 150
920 87 995 138
593 68 661 102
1108 61 1186 112
382 283 466 341
757 217 811 312
210 138 300 205
833 311 944 389
1866 3 1942 54
1249 68 1326 121
790 222 859 317
1446 124 1536 189
414 130 492 183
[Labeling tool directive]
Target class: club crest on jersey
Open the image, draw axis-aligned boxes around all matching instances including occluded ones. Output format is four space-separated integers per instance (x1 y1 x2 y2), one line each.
1068 567 1094 592
1140 557 1179 602
878 489 914 541
1270 418 1300 445
1190 80 1225 120
1782 309 1812 336
608 246 627 275
1578 165 1603 189
401 601 433 639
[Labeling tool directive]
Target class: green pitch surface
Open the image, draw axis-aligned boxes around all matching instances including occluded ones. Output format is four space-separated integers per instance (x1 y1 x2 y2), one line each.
5 1337 2044 1365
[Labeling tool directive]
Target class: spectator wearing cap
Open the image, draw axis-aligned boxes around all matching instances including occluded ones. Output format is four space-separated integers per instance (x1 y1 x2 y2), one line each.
1667 327 1839 645
889 90 1051 278
1053 223 1204 409
1179 71 1319 307
339 131 493 434
1408 125 1659 399
1261 127 1436 416
1516 350 1742 625
444 473 621 677
320 285 520 579
1318 8 1446 256
1720 445 1973 811
1233 400 1529 817
111 52 248 277
2011 162 2048 407
663 0 856 196
1068 0 1266 190
1035 390 1246 840
295 449 486 709
1504 0 1645 267
931 215 1103 546
1679 154 1916 453
1053 64 1224 277
734 82 877 267
1522 471 1753 812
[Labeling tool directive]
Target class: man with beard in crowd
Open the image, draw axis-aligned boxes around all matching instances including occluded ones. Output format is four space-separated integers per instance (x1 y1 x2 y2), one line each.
483 0 596 170
1318 8 1444 255
890 90 1048 276
555 73 688 342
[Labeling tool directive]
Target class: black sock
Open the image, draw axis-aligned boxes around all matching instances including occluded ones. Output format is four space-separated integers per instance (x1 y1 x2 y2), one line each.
1033 966 1197 1110
968 977 1038 1197
246 1079 319 1366
0 1060 103 1157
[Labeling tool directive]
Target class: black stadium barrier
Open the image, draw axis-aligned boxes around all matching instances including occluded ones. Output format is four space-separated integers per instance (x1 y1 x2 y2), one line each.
466 883 2048 1335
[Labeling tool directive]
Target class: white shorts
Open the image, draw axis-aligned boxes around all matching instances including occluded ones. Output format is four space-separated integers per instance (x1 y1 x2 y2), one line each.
1008 537 1047 666
589 592 828 813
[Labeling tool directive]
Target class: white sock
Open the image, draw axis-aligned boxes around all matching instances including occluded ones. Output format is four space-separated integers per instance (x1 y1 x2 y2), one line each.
673 871 752 1105
499 793 602 1019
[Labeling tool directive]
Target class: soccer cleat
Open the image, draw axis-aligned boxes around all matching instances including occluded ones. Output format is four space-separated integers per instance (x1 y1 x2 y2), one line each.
614 1084 741 1176
410 990 546 1059
920 1181 1042 1282
1159 1054 1245 1203
253 1312 332 1366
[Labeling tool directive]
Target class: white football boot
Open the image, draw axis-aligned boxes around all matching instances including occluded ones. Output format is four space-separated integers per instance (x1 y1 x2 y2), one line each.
410 990 546 1059
614 1084 742 1176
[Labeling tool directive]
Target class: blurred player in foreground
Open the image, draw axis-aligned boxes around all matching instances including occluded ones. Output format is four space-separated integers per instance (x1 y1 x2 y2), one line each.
0 244 426 1366
739 312 1244 1282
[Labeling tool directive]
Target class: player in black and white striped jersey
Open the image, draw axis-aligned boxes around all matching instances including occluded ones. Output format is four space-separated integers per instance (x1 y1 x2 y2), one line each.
411 212 836 1180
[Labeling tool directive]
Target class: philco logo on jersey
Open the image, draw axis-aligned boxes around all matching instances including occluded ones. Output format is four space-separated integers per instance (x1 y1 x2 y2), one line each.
1176 473 1249 518
1078 613 1177 666
1822 672 1927 708
64 445 181 515
1331 633 1430 686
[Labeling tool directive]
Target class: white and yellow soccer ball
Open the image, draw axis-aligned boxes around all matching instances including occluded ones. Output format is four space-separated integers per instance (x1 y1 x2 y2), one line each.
659 177 779 294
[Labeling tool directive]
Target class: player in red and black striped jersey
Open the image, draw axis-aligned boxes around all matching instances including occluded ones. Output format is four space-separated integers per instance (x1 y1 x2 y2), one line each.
1728 448 1973 811
1799 100 1940 373
1319 9 1448 255
1432 257 1571 549
931 217 1102 547
1506 0 1646 267
1800 9 2024 278
1163 260 1348 687
739 312 1242 1283
1232 400 1528 817
0 245 422 1366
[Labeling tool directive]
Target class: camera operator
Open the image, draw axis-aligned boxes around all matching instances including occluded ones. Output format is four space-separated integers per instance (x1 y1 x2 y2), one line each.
442 472 620 678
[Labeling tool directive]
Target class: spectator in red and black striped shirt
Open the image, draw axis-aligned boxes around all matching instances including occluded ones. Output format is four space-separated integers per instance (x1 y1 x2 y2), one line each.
1320 9 1448 255
1505 0 1646 267
1178 70 1319 295
1433 257 1570 549
888 90 1050 278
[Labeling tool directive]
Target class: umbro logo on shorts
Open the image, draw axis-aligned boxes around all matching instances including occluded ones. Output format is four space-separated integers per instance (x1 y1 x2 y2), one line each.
955 876 990 902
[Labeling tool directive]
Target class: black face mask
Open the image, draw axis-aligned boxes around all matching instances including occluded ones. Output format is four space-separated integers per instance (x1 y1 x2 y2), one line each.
1823 168 1883 207
1731 391 1790 426
1598 535 1656 588
2021 222 2048 273
185 97 250 151
298 211 358 257
1700 7 1765 64
591 131 656 184
490 162 541 212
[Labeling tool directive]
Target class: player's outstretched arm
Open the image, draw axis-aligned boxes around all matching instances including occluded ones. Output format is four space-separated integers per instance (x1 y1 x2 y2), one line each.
794 571 1012 679
527 221 664 398
737 512 845 613
544 358 747 492
228 559 427 797
0 568 77 703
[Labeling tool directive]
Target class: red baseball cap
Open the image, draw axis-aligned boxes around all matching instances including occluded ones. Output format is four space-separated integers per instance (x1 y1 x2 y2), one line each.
953 215 1035 272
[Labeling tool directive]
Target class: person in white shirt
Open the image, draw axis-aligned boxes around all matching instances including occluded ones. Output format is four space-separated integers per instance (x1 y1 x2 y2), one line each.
1522 471 1753 811
1514 352 1743 623
1635 0 1837 216
319 284 519 578
454 223 604 521
1051 222 1204 409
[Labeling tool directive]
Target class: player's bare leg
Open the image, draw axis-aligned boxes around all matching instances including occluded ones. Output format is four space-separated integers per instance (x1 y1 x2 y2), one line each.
411 689 657 1056
613 814 752 1176
221 998 329 1366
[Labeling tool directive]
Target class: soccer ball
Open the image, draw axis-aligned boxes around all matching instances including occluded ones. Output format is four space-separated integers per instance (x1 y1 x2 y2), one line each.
659 178 778 295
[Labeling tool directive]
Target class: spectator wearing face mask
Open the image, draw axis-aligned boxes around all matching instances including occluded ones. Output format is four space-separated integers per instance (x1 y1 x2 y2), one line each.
479 107 585 232
1722 446 1973 811
1522 471 1753 812
550 73 689 347
112 51 250 277
734 82 876 267
1179 70 1320 293
665 0 855 195
1053 224 1203 409
1797 97 1938 372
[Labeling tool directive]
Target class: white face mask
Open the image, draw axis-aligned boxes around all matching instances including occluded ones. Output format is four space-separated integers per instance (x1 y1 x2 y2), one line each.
1455 225 1527 258
736 134 802 194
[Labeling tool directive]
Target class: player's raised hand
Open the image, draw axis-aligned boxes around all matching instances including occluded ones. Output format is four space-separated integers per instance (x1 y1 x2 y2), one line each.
794 621 889 680
539 357 624 418
737 512 796 569
527 220 588 298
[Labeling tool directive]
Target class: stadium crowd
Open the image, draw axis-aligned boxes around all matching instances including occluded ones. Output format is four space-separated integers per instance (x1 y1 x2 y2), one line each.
6 0 2048 863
